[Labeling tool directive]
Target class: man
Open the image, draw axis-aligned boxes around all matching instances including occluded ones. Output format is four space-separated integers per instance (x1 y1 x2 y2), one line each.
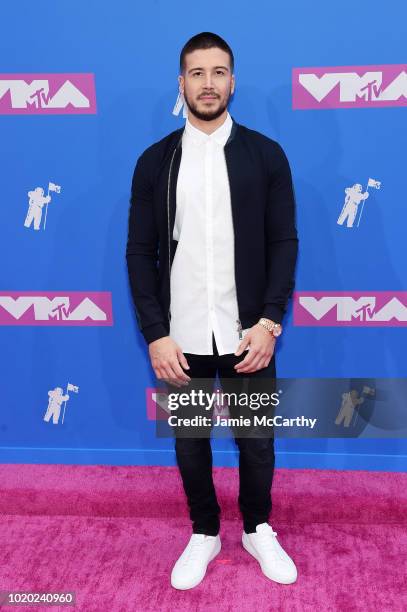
126 32 299 590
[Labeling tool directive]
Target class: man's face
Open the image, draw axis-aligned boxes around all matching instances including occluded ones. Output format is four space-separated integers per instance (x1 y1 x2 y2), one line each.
179 47 235 122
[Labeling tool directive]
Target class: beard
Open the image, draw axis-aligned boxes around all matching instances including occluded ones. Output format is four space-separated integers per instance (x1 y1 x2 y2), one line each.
183 89 231 122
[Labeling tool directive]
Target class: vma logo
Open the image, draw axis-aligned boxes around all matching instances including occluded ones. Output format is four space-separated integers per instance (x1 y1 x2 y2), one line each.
0 73 97 115
294 292 407 327
292 64 407 109
0 292 113 325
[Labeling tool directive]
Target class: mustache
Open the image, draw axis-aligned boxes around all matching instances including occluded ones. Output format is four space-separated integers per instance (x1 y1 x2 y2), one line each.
198 93 219 98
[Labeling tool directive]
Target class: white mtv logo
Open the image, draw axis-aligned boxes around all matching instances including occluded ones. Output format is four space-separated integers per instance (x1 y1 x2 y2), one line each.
299 70 407 102
300 297 407 322
0 80 90 109
0 297 107 320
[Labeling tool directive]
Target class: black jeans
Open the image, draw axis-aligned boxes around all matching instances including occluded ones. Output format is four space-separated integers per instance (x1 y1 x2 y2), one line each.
167 333 276 536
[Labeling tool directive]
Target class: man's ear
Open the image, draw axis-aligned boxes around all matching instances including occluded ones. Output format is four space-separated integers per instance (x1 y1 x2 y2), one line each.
231 74 235 95
178 74 184 94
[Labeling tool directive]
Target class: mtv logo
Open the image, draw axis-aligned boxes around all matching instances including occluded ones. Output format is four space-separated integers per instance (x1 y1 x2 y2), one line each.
0 73 97 115
292 64 407 109
294 292 407 327
146 389 171 420
0 292 113 325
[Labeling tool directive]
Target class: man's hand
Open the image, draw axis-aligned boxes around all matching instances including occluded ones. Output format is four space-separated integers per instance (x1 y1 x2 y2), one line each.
148 336 191 388
234 324 276 373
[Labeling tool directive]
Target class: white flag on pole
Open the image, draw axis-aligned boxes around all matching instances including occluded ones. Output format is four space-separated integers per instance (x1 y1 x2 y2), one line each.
67 383 79 393
367 178 381 189
49 182 62 193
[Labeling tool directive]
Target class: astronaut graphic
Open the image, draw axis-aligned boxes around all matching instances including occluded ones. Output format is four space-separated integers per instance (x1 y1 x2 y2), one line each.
335 386 375 428
337 184 369 228
335 390 364 427
43 387 69 425
24 187 51 230
24 182 61 231
337 178 381 228
43 382 79 425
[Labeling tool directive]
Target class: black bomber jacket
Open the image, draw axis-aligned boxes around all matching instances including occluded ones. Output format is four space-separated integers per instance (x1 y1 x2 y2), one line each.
126 116 299 345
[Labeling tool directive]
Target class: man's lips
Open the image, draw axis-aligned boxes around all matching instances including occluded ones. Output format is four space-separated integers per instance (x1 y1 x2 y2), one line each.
199 96 218 100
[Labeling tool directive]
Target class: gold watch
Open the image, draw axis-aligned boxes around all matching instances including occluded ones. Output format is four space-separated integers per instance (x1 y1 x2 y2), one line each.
258 318 282 337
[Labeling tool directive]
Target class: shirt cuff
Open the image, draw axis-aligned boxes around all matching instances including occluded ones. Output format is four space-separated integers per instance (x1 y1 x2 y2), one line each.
260 304 285 325
142 322 169 344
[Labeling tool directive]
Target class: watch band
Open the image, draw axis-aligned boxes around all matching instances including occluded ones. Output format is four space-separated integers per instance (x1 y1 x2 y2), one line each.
258 317 282 337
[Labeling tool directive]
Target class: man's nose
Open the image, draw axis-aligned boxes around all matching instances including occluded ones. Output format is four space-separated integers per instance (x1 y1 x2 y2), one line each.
204 73 214 88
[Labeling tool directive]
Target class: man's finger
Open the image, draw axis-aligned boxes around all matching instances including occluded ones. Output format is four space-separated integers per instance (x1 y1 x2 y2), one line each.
162 364 180 382
172 360 191 384
235 347 260 370
234 336 250 356
165 361 190 385
177 349 190 371
162 376 182 388
236 354 265 373
236 349 268 371
155 367 166 381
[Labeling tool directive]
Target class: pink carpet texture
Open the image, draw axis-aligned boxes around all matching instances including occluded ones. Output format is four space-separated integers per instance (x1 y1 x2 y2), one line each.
0 463 406 612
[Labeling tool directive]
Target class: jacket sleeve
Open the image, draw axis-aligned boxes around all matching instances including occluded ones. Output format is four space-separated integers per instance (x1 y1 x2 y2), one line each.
262 142 299 325
126 151 169 344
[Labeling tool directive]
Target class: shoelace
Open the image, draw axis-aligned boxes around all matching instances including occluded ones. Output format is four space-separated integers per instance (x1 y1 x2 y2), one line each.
182 539 208 565
256 528 281 557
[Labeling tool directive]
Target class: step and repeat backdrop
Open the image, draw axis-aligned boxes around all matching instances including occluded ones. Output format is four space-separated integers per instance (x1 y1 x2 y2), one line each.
1 1 406 470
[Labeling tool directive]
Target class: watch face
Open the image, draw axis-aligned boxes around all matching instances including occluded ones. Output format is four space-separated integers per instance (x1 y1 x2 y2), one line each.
273 326 282 337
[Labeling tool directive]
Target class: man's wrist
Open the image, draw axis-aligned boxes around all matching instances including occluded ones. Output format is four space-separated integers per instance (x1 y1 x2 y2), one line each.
257 317 283 337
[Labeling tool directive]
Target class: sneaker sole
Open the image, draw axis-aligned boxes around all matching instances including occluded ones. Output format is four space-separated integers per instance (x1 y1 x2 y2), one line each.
242 534 297 584
171 538 222 590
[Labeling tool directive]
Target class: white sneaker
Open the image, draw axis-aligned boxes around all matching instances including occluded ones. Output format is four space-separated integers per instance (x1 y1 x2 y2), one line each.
170 533 221 590
242 523 297 584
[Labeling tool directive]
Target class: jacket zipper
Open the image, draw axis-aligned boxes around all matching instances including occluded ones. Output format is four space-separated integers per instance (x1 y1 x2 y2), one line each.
224 139 242 340
166 145 178 326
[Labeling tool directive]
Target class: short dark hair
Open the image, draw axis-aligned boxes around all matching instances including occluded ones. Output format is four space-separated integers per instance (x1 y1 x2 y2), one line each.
180 32 234 73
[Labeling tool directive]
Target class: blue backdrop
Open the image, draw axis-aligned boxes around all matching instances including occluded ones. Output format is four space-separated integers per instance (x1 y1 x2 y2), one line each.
1 0 406 470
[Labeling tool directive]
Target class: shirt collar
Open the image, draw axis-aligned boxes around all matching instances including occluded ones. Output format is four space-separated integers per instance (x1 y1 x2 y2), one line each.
184 111 233 147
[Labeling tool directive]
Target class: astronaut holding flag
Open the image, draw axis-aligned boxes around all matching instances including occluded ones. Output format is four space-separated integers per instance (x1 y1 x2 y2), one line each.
24 181 62 231
337 178 381 228
43 382 79 425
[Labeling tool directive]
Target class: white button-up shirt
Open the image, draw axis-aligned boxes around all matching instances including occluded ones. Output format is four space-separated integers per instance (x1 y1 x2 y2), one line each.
169 112 249 355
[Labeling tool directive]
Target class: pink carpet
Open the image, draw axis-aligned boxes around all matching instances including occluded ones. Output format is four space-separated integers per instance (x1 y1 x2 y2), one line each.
0 464 406 611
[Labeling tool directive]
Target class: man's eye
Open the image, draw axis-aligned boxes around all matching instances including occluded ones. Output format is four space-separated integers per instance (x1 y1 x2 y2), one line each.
216 71 225 75
193 72 202 77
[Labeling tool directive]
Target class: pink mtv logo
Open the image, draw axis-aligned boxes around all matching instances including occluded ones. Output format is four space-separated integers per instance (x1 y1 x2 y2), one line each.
0 291 113 325
292 64 407 109
0 73 97 114
294 291 407 327
146 387 230 420
146 388 171 420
